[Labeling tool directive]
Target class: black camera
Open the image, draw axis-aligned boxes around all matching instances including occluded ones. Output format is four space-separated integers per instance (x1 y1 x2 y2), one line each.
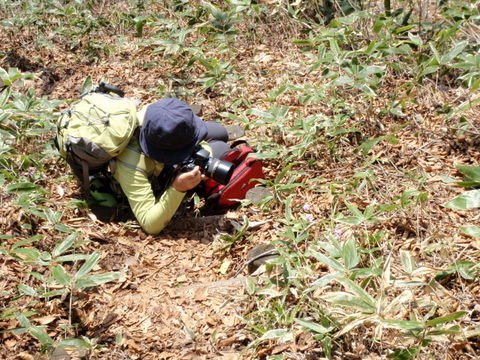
182 147 234 185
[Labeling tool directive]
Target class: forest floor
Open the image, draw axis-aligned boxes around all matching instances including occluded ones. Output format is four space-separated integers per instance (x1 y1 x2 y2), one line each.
1 5 479 360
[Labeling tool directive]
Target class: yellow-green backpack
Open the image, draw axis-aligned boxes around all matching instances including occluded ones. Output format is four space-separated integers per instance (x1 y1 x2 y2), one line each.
56 83 138 193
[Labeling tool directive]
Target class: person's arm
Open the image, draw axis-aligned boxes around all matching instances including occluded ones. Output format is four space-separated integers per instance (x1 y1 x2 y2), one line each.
113 138 211 234
114 160 186 234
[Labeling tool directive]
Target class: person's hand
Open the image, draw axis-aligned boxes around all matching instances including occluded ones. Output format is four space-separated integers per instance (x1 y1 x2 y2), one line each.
171 166 207 192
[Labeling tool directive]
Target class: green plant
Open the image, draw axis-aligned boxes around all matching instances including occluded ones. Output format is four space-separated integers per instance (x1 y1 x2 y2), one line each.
201 2 239 36
2 233 122 353
444 165 480 211
443 165 480 238
195 56 237 91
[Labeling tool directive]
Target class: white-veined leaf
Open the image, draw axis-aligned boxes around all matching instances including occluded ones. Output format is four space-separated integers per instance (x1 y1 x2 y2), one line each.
444 190 480 210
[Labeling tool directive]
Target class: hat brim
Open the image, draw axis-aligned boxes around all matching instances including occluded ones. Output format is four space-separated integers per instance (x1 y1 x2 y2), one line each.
140 114 207 165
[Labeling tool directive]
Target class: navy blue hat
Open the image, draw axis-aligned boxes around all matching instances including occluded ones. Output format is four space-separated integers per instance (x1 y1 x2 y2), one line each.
139 98 207 165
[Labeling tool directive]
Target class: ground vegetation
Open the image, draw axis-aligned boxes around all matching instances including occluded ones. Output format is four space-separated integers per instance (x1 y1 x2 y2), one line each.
1 0 479 359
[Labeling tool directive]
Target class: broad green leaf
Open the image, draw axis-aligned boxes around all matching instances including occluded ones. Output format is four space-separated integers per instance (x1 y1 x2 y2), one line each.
407 33 423 46
44 209 63 225
5 182 40 193
16 313 32 327
394 24 416 34
307 273 336 291
204 78 216 88
219 259 231 274
457 181 480 189
0 68 10 85
245 277 256 295
54 224 74 233
358 137 384 155
426 311 466 327
0 86 11 107
57 338 92 349
444 190 480 210
12 247 41 262
400 189 422 207
41 289 69 298
249 108 275 119
390 105 406 117
11 235 43 250
28 325 53 346
429 43 441 64
387 347 419 359
90 191 117 207
56 254 90 262
74 252 100 279
345 202 363 217
0 307 19 320
419 65 439 77
352 267 383 278
342 238 359 269
133 16 147 37
331 76 353 86
456 165 480 183
28 272 45 281
373 19 383 34
442 41 467 64
294 318 332 334
28 208 48 220
52 265 71 286
449 94 480 119
381 319 424 331
329 38 341 56
323 336 333 358
469 77 480 91
81 76 93 94
308 250 345 272
40 251 52 262
74 272 121 289
428 324 461 336
257 329 291 342
360 65 384 77
460 225 480 238
400 250 416 274
364 39 379 54
336 277 376 310
336 215 363 225
322 291 374 312
18 284 38 297
52 233 78 257
8 68 22 82
392 280 427 288
0 111 11 125
197 57 213 69
355 83 377 97
16 313 53 346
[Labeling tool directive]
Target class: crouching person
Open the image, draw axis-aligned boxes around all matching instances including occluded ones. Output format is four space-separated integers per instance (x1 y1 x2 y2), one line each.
113 98 234 234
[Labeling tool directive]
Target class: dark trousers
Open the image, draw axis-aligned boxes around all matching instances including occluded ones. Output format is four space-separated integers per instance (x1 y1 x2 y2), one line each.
205 122 231 159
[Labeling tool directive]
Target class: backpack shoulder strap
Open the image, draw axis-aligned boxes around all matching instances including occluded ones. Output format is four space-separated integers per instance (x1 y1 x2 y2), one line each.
230 140 250 148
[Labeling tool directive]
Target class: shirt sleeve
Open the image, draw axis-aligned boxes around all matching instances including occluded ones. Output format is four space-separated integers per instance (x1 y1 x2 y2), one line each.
113 158 185 235
113 140 212 235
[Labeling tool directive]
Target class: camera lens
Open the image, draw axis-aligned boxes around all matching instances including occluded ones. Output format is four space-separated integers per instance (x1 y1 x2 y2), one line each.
206 158 234 185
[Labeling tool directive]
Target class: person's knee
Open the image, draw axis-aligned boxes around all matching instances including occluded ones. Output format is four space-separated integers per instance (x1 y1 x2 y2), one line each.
208 140 231 159
205 122 229 142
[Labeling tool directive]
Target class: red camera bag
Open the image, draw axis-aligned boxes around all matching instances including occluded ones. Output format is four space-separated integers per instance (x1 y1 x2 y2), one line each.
204 142 264 208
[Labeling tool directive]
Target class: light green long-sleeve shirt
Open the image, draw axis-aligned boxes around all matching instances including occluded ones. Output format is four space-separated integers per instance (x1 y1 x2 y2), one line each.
113 139 186 235
113 105 209 235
